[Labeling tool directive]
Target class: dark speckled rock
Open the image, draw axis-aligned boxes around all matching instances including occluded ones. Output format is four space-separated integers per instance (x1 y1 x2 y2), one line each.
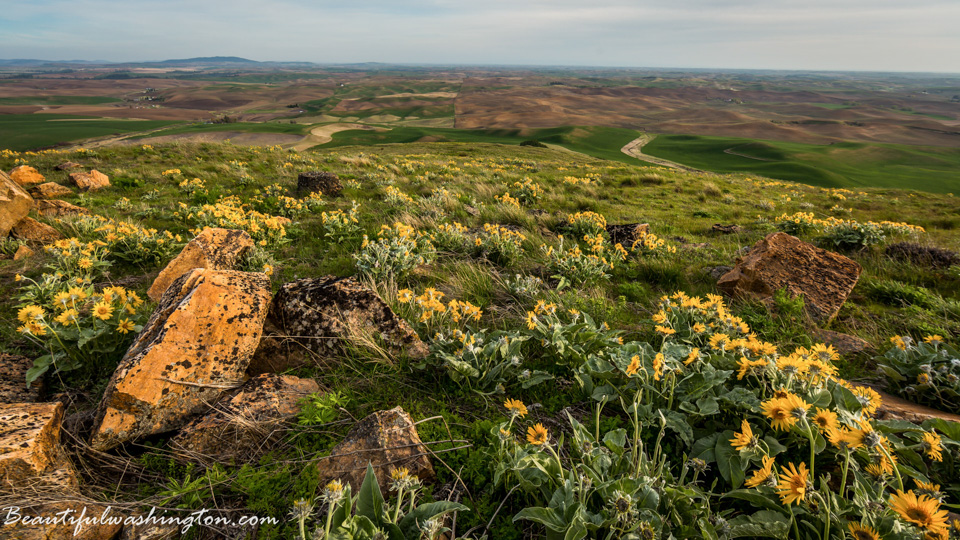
170 373 318 463
248 276 428 375
90 268 271 452
1 353 42 403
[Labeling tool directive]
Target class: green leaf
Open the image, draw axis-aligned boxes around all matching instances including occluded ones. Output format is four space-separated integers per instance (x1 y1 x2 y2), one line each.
398 501 468 537
514 507 567 531
715 430 745 488
721 489 787 515
26 355 54 386
602 429 627 455
355 464 384 526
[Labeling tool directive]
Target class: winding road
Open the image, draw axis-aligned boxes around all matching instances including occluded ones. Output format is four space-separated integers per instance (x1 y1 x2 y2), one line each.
620 133 707 173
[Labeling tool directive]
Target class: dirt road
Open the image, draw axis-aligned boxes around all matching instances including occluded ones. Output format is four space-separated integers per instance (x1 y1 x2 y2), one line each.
620 133 707 173
288 123 389 151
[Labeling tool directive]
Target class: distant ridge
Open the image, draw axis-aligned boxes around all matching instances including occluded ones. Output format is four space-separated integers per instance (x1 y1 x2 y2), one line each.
154 56 260 66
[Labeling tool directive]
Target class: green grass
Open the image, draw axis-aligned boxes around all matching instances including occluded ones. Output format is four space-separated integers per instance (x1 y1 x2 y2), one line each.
131 121 309 138
0 114 179 151
0 96 123 105
643 134 960 193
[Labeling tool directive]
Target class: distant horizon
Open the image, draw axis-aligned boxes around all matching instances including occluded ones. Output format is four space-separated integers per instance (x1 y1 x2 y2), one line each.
4 1 960 74
3 57 960 77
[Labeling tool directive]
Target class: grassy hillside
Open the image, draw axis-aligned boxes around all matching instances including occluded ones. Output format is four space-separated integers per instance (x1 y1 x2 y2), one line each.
3 141 960 539
643 134 960 193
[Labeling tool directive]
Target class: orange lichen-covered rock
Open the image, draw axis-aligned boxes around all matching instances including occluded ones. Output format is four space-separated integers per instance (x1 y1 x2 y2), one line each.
9 165 45 186
1 170 33 237
0 402 77 491
13 244 35 260
147 228 254 302
68 169 110 191
170 374 319 462
248 276 428 375
89 269 272 451
717 232 861 323
30 182 74 200
318 407 435 494
35 199 89 218
11 216 62 244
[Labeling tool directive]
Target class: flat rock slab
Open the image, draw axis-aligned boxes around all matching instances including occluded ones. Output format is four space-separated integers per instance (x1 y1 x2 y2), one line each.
147 227 254 302
0 353 42 403
872 387 960 424
69 169 110 191
718 232 861 323
170 374 319 462
249 276 428 375
12 217 62 244
0 402 77 492
30 182 74 200
318 407 435 494
1 170 34 237
35 199 89 218
90 268 271 451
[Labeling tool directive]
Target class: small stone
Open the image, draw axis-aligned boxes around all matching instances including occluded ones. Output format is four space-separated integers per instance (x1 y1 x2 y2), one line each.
9 165 45 186
35 199 89 218
69 169 110 191
13 244 34 260
147 227 254 302
710 223 743 235
30 182 74 199
55 161 82 171
297 171 342 197
11 217 62 243
1 169 34 237
706 266 733 281
90 269 272 451
606 223 650 246
318 407 435 494
170 374 319 462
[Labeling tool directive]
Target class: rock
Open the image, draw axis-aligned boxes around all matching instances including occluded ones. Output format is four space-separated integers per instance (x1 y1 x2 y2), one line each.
606 223 650 247
248 276 428 375
35 199 90 218
120 521 179 540
318 407 434 494
871 387 960 424
13 244 35 260
706 265 734 281
0 402 77 492
3 501 124 540
147 228 254 302
56 161 82 171
297 171 342 197
717 232 862 323
90 269 272 451
1 170 34 237
0 353 42 403
69 169 110 191
885 242 959 270
9 165 45 186
811 329 874 356
170 374 319 462
12 217 62 244
711 223 743 235
30 182 75 200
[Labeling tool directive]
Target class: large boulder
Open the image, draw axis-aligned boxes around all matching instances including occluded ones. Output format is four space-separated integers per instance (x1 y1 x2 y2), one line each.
297 171 342 197
318 407 435 494
147 228 254 302
30 182 75 200
90 269 272 451
717 232 862 323
1 353 42 403
9 165 45 186
11 216 62 244
0 402 76 492
170 374 319 462
35 199 90 218
248 276 428 375
1 170 33 237
69 169 110 191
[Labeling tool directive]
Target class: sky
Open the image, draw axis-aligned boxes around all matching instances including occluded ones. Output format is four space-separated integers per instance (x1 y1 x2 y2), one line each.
2 0 959 73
